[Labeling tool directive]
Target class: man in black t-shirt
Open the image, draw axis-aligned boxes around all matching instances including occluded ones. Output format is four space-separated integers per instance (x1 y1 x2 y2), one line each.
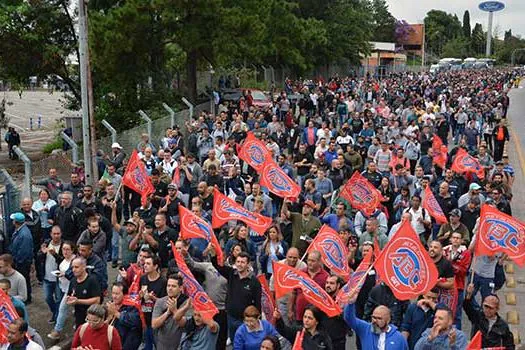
428 240 456 312
140 255 167 350
151 213 178 269
66 257 101 327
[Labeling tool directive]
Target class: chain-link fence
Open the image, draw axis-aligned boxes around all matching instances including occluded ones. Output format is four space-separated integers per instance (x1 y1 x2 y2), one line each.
0 168 20 250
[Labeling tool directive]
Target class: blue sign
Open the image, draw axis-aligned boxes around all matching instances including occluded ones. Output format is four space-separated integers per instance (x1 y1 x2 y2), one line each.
479 1 505 12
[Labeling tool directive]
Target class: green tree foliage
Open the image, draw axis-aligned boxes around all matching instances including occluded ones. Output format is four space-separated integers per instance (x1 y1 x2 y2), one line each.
370 0 396 42
462 10 471 38
471 23 485 56
424 10 463 57
442 37 470 58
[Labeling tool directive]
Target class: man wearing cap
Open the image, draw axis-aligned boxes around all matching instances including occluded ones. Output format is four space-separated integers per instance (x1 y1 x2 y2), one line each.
158 184 183 230
281 199 321 255
457 183 485 208
436 209 469 246
8 212 34 304
109 143 126 170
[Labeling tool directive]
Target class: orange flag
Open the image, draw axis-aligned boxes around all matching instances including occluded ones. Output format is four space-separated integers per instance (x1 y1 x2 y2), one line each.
0 288 19 343
466 330 482 350
339 171 385 216
422 186 448 224
292 328 305 350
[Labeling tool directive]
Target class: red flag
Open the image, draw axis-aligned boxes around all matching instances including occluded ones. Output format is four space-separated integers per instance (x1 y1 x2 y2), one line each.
128 263 142 296
451 148 485 179
259 161 301 200
339 171 385 216
292 328 305 350
475 204 525 266
375 220 439 300
238 132 272 172
0 288 19 344
272 262 341 317
432 135 448 169
373 237 381 261
171 166 181 186
257 275 275 324
306 225 350 280
212 188 272 235
122 150 155 204
336 251 372 306
179 205 224 266
422 186 448 224
122 295 146 328
437 282 458 314
171 244 219 321
466 330 482 350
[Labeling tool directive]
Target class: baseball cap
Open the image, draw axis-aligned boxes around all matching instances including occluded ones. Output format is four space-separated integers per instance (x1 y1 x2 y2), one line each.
111 142 122 149
450 209 462 218
304 200 316 209
167 183 178 190
124 219 137 227
9 212 25 223
469 183 481 191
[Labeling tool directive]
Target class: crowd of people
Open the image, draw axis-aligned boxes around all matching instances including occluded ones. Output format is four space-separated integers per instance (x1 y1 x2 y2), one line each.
0 67 522 350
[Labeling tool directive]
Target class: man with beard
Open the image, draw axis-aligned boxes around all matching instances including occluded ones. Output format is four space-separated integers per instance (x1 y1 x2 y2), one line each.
158 184 183 230
324 275 349 350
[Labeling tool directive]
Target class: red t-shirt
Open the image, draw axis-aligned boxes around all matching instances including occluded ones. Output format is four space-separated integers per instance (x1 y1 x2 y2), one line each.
72 323 122 350
294 268 329 320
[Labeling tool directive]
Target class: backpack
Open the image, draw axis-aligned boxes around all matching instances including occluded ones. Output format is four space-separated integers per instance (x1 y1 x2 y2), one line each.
79 323 114 347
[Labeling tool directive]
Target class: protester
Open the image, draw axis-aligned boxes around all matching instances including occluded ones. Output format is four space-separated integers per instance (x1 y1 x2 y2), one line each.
71 304 122 350
414 306 467 350
0 319 42 350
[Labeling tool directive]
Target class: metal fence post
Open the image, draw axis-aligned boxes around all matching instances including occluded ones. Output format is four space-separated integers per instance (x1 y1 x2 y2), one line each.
61 131 79 164
162 103 175 127
138 110 152 142
181 97 194 119
101 119 117 144
12 146 31 198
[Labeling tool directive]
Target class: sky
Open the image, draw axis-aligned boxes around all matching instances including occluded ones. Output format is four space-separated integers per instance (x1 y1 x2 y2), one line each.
386 0 525 38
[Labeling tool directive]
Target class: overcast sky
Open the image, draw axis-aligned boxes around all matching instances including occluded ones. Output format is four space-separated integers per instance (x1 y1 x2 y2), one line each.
386 0 524 38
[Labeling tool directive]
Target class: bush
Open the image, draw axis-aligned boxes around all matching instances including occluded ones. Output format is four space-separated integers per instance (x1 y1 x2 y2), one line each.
42 138 64 154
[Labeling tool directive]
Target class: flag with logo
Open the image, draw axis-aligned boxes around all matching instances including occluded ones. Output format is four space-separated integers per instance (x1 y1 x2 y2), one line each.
171 244 219 321
212 188 272 235
257 275 275 324
375 220 439 300
292 328 305 350
432 135 448 169
475 204 525 266
259 160 301 200
0 288 19 344
306 225 350 280
272 261 341 317
171 166 181 187
451 148 484 179
336 250 373 306
339 171 385 216
238 132 273 172
422 186 448 224
122 150 155 205
179 204 224 266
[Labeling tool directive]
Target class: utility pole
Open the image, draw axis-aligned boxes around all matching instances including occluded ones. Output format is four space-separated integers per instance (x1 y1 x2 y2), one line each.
78 0 94 185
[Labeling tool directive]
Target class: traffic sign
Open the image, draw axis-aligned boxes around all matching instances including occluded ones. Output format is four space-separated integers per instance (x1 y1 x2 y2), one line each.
479 1 505 12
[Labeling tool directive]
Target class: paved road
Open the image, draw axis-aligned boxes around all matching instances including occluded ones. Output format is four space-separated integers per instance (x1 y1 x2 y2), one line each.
1 90 69 169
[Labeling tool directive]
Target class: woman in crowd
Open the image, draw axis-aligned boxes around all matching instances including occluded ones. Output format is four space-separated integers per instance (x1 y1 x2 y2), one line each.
259 225 288 280
234 306 279 350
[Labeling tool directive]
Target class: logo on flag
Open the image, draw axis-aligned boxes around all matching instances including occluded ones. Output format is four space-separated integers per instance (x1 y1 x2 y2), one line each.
172 244 219 321
452 148 484 179
0 289 18 343
259 162 301 200
339 172 385 216
336 251 372 306
212 188 272 235
432 135 448 169
122 150 155 203
476 204 525 266
257 275 275 324
375 220 438 300
273 262 341 317
238 132 272 172
179 205 224 266
422 186 448 224
307 225 350 280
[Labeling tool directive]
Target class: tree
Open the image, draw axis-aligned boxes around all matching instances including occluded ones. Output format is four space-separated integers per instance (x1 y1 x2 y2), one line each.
424 10 463 57
471 23 485 55
442 37 470 58
462 10 471 38
370 0 396 42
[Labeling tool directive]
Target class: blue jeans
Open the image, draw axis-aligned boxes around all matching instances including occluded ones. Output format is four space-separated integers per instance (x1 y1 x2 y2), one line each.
43 280 59 321
143 326 154 350
471 273 494 308
454 289 464 330
53 290 67 332
111 230 120 263
227 315 243 341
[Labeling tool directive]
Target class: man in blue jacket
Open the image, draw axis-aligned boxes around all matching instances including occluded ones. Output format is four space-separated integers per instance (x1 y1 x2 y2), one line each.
414 306 467 350
8 212 34 304
344 299 408 350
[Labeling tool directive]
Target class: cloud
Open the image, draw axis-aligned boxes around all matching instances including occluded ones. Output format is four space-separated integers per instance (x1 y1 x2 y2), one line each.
386 0 524 37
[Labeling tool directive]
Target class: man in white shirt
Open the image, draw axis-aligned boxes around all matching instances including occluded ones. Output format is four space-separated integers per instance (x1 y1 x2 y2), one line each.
404 195 431 244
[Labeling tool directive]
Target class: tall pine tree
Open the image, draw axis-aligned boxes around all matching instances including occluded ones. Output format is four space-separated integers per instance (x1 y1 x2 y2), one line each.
462 10 471 38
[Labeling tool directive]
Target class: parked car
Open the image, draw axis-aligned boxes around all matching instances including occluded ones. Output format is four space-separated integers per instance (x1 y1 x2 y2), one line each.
220 88 272 109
